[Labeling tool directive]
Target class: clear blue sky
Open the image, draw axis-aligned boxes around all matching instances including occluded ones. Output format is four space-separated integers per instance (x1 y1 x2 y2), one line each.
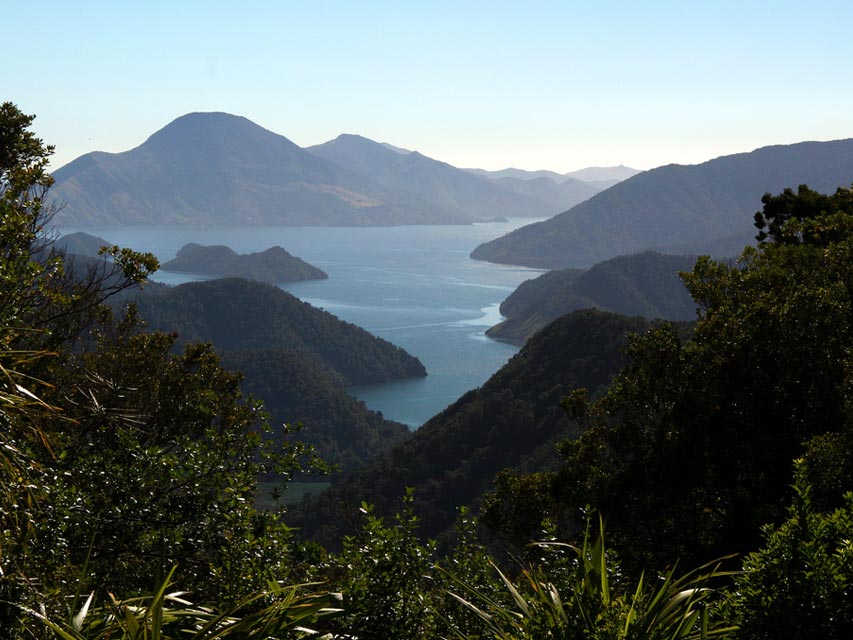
7 1 853 172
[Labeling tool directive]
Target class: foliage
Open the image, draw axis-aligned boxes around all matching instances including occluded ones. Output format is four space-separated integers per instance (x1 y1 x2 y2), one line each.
27 312 323 601
444 520 736 640
729 459 853 639
543 184 853 571
753 182 853 244
20 566 343 640
328 489 441 640
295 309 648 548
0 103 326 636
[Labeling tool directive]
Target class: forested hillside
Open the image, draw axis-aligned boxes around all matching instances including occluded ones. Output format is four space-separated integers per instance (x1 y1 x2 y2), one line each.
6 103 853 639
222 349 409 471
293 309 650 546
472 138 853 268
124 277 426 385
489 251 697 343
116 277 420 469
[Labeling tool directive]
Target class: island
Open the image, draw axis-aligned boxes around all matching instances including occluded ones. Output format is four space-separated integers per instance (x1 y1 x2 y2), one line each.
161 242 328 283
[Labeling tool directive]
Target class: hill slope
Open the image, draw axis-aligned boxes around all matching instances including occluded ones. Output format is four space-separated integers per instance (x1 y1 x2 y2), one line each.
488 252 698 343
51 112 474 227
222 349 410 471
293 309 650 545
472 139 853 268
126 277 426 386
308 134 587 218
118 278 422 469
161 243 328 283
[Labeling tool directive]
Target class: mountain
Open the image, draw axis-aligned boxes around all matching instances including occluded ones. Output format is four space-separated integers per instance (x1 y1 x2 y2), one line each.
466 167 583 183
488 251 698 344
292 309 649 546
467 165 641 186
563 165 641 182
222 349 410 471
118 277 424 469
161 243 328 283
53 231 112 257
308 134 583 219
125 277 426 386
50 112 474 227
492 175 600 212
472 139 853 269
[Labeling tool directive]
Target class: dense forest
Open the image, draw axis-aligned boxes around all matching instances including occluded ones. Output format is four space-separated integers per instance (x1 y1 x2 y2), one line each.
292 309 651 547
487 251 697 343
4 103 853 638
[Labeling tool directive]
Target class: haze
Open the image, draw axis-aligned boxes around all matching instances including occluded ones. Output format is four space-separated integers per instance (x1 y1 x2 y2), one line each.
9 0 853 172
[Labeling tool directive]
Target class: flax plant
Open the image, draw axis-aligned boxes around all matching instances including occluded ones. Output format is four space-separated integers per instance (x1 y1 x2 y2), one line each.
19 566 343 640
443 520 737 640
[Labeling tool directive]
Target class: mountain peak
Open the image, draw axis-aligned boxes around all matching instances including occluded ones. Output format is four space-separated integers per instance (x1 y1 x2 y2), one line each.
142 111 301 155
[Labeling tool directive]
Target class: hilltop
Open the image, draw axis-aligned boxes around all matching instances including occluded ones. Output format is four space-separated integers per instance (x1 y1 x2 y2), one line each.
161 243 328 283
488 251 698 343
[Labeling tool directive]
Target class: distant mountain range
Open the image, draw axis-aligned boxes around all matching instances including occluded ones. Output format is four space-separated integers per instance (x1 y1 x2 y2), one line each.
487 251 698 344
472 138 853 269
50 112 623 228
309 134 605 219
161 243 328 283
51 113 472 227
466 164 640 187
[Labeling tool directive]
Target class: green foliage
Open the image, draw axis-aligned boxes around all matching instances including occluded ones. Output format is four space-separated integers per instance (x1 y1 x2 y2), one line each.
28 315 320 600
729 460 853 639
753 183 853 244
0 104 323 635
444 520 736 640
329 489 441 640
20 566 343 639
545 184 853 570
296 309 648 547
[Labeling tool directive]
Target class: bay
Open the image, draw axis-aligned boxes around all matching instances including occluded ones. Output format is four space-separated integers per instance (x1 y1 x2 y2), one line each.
56 220 545 427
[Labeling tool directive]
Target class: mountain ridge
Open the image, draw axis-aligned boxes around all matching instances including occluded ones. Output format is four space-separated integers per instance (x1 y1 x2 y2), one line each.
471 138 853 269
308 134 592 219
51 112 475 227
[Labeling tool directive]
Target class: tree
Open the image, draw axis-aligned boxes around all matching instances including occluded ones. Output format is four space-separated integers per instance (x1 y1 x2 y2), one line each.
731 460 853 639
505 184 853 572
753 183 853 244
0 104 321 634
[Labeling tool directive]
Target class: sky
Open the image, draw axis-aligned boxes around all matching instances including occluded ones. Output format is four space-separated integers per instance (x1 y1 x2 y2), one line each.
6 1 853 173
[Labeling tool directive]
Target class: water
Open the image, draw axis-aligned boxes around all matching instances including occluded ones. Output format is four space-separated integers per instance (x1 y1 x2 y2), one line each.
56 220 545 427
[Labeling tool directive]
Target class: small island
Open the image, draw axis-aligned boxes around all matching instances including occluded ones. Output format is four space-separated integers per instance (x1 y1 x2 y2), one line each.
161 243 328 283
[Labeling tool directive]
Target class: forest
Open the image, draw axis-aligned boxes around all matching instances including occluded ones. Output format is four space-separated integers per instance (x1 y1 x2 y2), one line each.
3 102 853 639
